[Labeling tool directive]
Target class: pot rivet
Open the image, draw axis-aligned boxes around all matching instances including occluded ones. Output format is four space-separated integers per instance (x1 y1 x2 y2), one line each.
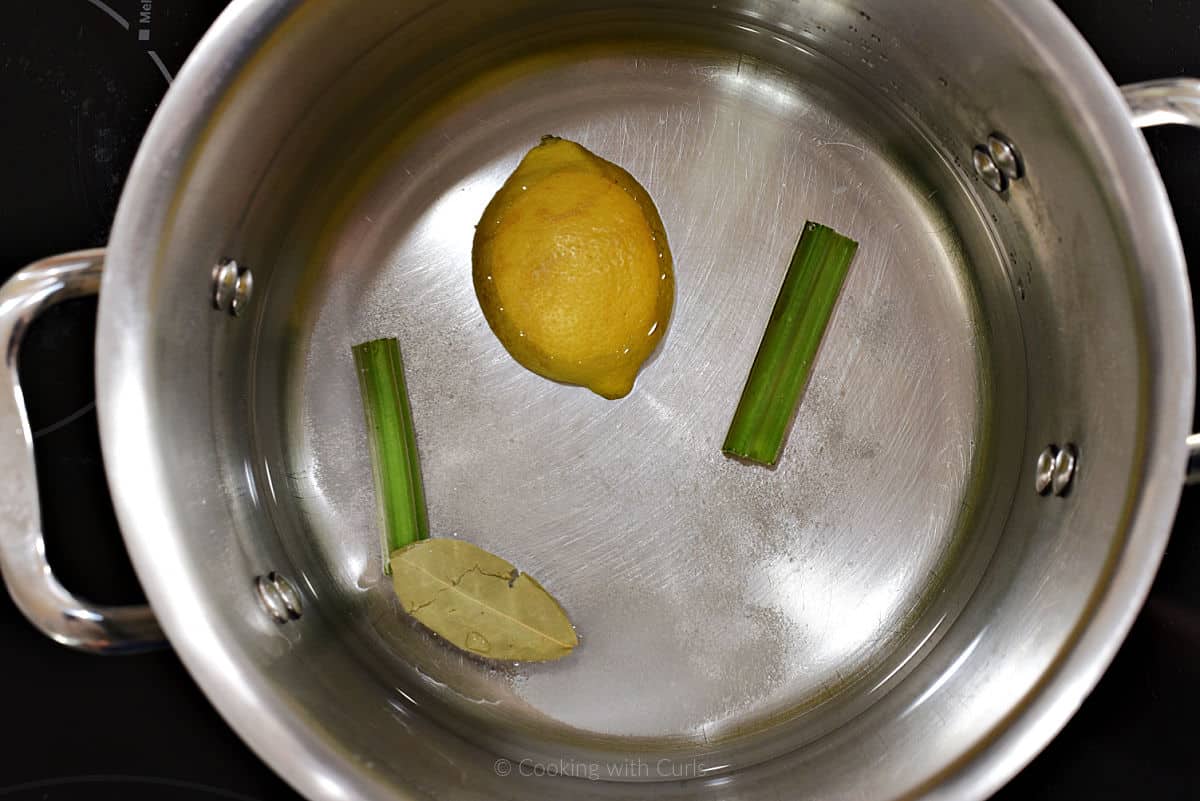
986 133 1024 181
256 572 303 623
1051 444 1078 496
1034 445 1057 495
1035 443 1078 496
212 259 253 316
972 146 1008 193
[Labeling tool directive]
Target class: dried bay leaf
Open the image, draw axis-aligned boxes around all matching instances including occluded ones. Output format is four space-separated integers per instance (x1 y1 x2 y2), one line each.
390 538 578 662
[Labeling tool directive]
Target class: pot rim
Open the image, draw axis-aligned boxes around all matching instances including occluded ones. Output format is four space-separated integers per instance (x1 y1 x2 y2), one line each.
96 1 1196 800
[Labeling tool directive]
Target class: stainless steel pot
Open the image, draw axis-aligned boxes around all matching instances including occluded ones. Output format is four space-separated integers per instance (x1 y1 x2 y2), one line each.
1 1 1197 799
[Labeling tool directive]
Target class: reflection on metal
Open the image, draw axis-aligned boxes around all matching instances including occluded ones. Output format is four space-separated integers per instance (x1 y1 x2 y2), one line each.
0 250 162 652
1186 434 1199 484
256 572 303 623
1036 444 1079 496
987 133 1024 182
1051 444 1079 496
212 259 253 317
1035 446 1057 495
972 145 1007 193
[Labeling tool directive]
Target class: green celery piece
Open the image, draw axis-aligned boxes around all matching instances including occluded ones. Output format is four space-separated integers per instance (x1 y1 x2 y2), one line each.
723 221 859 466
353 337 430 571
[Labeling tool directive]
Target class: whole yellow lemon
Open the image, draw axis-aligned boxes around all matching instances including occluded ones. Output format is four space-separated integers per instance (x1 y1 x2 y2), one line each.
472 136 674 399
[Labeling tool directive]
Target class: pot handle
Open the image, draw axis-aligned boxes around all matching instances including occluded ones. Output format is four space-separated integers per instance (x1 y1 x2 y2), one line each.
1122 79 1200 484
0 250 164 652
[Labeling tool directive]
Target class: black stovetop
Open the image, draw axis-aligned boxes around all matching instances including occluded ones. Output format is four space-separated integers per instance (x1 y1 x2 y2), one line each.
1 2 1197 799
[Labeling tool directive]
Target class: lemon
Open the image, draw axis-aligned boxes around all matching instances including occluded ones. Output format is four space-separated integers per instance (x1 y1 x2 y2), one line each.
472 136 674 399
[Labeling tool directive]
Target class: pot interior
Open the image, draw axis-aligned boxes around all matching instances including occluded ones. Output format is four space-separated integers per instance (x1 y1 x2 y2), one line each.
127 1 1156 798
274 26 1013 766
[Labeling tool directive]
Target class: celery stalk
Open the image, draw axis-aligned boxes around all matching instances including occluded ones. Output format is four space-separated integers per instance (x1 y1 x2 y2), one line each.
723 221 858 466
353 338 429 570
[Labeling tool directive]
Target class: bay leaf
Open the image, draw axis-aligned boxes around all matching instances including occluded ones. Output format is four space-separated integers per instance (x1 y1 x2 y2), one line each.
390 538 578 662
